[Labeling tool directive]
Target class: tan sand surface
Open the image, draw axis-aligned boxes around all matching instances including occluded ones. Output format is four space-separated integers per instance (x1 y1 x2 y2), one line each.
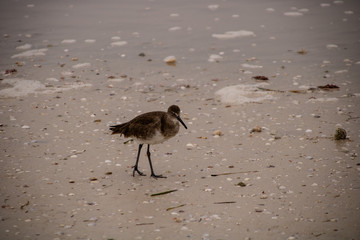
1 0 359 239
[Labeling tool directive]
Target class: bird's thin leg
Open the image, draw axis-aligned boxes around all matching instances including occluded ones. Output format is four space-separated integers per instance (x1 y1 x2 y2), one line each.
133 144 146 176
147 145 166 178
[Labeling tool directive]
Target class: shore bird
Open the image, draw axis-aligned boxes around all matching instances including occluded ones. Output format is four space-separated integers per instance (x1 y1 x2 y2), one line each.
110 105 187 178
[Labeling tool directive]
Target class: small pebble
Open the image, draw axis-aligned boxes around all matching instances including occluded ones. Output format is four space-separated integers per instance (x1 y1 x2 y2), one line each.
270 130 277 135
237 182 246 187
164 56 176 64
186 143 195 150
251 126 262 133
260 194 268 199
212 130 223 136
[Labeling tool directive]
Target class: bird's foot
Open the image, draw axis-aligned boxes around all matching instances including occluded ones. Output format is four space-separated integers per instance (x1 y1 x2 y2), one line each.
133 167 146 177
151 173 167 179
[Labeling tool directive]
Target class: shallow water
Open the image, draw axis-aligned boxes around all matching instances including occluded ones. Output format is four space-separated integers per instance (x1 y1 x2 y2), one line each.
1 0 359 96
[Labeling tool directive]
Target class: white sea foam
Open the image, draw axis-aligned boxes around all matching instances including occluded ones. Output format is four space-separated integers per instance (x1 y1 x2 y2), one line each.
0 79 45 97
241 63 263 69
61 39 77 44
61 71 74 78
72 63 91 69
111 41 127 47
298 8 309 13
208 5 219 11
320 3 331 7
326 44 338 49
46 77 59 82
168 26 182 32
0 78 92 98
84 39 96 43
299 85 313 90
215 83 276 105
16 43 32 50
334 69 348 74
208 54 223 62
11 48 48 58
284 12 303 17
46 82 92 93
111 36 121 41
307 97 338 103
212 30 255 40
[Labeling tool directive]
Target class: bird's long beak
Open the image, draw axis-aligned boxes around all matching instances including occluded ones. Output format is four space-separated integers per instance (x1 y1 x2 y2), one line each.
176 115 188 129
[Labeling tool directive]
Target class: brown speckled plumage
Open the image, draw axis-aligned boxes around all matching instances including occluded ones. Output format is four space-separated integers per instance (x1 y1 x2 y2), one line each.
110 105 187 178
110 110 178 143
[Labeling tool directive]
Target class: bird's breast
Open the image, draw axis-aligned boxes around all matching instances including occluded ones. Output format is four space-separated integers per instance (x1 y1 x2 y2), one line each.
135 130 168 145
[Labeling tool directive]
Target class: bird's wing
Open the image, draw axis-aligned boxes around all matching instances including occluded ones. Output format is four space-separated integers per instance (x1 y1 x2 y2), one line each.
127 112 162 139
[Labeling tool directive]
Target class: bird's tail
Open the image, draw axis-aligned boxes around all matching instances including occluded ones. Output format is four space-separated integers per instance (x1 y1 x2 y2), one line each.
109 123 128 135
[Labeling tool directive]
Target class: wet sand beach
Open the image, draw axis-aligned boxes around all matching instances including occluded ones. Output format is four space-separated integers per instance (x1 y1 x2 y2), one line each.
0 0 359 239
